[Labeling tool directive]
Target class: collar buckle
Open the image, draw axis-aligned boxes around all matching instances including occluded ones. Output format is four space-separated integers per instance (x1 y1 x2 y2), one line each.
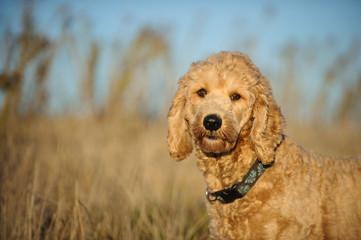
209 183 243 204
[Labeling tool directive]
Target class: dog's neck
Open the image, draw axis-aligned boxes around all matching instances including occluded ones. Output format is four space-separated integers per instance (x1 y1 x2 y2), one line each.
196 133 257 193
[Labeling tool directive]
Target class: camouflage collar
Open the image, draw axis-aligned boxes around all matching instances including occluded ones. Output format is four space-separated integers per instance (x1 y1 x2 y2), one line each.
206 159 267 204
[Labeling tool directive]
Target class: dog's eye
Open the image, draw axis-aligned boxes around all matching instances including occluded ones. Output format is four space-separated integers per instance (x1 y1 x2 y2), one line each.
197 89 207 98
230 93 241 101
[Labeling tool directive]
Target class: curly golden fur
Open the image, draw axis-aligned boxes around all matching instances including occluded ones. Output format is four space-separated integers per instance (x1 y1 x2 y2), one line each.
167 51 361 239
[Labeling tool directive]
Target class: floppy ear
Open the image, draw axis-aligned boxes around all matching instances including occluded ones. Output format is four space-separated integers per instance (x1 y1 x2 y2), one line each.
251 78 285 165
167 79 193 161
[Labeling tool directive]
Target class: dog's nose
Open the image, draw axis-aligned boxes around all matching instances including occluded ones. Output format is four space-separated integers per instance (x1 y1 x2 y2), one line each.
203 114 222 131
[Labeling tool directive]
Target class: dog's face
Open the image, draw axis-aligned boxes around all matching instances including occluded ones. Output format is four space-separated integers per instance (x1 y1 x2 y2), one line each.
168 52 285 165
184 64 256 155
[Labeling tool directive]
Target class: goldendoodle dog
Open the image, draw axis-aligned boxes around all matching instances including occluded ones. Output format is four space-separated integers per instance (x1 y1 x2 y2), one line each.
167 51 361 239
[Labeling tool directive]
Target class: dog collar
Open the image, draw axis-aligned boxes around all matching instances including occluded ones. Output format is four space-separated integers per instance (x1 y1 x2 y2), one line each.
206 159 267 204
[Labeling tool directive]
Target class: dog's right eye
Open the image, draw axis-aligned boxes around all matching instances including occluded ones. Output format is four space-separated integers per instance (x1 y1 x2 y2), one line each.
197 89 207 98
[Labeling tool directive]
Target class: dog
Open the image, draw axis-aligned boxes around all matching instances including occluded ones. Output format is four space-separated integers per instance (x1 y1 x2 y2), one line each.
167 51 361 239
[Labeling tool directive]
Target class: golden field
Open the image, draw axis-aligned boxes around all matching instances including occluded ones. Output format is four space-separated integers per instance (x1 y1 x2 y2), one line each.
1 113 360 239
0 114 208 239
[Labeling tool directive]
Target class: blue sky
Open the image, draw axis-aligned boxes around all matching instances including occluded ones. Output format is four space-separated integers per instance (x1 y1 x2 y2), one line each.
0 0 361 117
2 0 360 66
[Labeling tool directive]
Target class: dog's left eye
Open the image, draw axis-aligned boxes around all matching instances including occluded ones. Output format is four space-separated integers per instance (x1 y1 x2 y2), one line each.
230 93 241 101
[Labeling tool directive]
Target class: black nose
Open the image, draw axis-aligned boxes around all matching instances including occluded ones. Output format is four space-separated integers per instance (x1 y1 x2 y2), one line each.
203 114 222 131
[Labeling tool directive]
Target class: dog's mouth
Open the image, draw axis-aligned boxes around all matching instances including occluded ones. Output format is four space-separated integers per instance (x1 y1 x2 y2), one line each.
204 132 237 143
205 132 218 140
196 130 238 154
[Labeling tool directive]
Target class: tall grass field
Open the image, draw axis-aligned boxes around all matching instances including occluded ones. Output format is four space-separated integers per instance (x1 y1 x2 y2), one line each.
1 114 360 239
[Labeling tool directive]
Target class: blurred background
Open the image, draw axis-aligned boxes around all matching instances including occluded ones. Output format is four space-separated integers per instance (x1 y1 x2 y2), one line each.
0 0 360 239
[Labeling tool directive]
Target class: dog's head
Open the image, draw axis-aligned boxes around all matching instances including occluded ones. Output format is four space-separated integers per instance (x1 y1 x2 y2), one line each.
167 52 285 165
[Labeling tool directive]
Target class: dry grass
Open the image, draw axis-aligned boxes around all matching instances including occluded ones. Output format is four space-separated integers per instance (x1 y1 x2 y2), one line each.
1 113 360 240
0 114 208 240
286 122 361 157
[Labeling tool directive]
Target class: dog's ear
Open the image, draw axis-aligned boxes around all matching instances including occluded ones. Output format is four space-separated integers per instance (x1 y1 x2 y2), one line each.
167 78 193 161
251 77 285 165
